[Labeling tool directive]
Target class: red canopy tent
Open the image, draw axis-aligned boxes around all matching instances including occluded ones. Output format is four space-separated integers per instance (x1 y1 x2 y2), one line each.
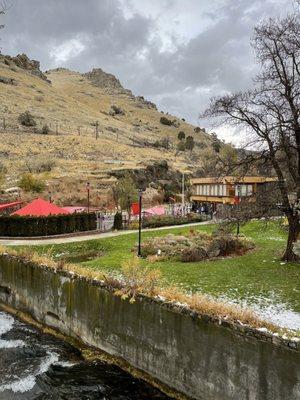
12 198 69 217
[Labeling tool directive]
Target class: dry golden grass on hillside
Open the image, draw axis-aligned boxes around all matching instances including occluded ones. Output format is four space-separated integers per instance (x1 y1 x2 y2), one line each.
0 56 219 205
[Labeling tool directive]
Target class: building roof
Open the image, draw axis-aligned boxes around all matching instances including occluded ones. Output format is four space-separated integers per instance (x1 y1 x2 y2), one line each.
190 176 278 185
144 206 166 216
12 198 69 217
63 206 87 214
0 201 24 212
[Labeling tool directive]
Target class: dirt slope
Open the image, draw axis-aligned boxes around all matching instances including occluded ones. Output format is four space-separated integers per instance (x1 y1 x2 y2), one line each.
0 54 219 207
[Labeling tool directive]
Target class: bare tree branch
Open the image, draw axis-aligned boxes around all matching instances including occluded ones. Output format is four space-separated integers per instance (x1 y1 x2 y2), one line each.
201 5 300 261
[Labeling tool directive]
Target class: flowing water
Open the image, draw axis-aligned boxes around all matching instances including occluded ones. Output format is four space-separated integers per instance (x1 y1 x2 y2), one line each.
0 311 170 400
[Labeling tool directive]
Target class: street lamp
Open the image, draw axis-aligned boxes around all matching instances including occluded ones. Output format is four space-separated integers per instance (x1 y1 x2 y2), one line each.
181 172 185 217
137 189 143 257
86 182 90 213
235 184 241 236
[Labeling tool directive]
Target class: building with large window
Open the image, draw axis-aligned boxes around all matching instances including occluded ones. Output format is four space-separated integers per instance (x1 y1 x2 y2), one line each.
190 176 278 207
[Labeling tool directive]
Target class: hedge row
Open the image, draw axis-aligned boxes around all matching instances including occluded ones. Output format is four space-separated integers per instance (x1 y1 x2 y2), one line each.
0 213 97 237
129 213 208 230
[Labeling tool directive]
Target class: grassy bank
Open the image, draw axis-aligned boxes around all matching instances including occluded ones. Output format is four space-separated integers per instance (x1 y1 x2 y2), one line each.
28 220 300 320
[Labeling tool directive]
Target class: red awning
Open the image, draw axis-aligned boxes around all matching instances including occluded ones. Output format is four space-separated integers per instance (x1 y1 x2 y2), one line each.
131 202 140 216
0 201 24 212
12 198 69 217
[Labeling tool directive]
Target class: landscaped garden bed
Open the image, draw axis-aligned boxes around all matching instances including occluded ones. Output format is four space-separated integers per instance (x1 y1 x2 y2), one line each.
138 230 255 262
129 213 207 230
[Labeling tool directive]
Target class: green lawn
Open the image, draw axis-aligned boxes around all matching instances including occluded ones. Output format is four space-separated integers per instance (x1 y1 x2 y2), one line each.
29 220 300 324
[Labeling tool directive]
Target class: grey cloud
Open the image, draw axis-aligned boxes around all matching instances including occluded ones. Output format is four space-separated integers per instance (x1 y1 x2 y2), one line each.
0 0 295 128
2 0 151 69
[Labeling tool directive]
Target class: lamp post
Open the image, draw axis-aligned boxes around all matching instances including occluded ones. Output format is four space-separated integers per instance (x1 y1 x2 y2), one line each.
182 172 185 217
137 189 143 257
86 182 90 213
236 185 241 236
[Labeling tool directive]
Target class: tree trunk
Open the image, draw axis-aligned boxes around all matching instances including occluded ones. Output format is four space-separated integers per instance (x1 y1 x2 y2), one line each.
282 214 299 262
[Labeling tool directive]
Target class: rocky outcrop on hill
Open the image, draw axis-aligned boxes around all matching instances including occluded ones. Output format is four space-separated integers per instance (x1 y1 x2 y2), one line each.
135 96 157 110
83 68 132 96
84 68 157 110
0 53 50 83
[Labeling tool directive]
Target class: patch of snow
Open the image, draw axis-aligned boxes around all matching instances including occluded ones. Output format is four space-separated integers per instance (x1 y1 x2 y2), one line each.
215 294 300 331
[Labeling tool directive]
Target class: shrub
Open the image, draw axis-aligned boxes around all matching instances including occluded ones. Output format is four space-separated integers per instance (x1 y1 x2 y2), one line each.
113 212 123 230
140 214 205 229
194 127 201 133
177 141 186 151
0 162 7 174
18 173 46 193
40 124 50 135
160 116 172 126
114 257 162 300
25 157 56 173
153 138 170 149
178 131 185 140
212 140 221 153
18 111 36 127
185 136 195 151
0 212 97 237
138 231 254 262
211 133 221 153
109 105 125 116
180 246 207 262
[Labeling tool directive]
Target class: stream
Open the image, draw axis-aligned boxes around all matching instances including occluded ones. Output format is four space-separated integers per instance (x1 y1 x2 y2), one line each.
0 311 170 400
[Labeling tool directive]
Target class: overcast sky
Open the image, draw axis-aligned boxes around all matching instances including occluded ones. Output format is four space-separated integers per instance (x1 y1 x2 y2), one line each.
0 0 295 142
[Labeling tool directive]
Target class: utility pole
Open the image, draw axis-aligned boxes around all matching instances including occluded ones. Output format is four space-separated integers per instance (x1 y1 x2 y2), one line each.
95 121 99 139
137 189 143 257
182 172 185 216
86 182 90 213
236 185 241 236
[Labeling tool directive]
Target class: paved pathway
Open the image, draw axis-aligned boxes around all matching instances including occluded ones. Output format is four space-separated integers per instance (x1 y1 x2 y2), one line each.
0 221 212 246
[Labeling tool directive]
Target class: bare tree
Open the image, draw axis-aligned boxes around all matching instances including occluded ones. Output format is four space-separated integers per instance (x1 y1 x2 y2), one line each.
217 183 282 236
202 7 300 261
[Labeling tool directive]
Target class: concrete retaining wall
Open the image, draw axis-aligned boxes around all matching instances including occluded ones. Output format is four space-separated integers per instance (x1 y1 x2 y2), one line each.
0 255 299 400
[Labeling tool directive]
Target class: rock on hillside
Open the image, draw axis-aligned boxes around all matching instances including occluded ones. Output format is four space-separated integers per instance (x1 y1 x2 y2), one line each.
83 68 157 110
83 68 131 95
0 53 50 82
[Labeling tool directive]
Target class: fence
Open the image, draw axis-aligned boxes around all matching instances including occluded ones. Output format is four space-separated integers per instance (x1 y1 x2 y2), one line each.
0 115 176 151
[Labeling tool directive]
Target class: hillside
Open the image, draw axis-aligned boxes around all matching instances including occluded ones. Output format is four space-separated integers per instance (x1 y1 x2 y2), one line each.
0 53 226 207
